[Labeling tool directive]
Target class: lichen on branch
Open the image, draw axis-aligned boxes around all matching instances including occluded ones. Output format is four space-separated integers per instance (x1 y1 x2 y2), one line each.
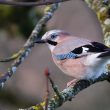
84 0 110 47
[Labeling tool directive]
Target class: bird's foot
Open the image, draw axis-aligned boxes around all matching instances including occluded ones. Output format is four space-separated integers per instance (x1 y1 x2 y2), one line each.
67 79 79 88
67 79 79 101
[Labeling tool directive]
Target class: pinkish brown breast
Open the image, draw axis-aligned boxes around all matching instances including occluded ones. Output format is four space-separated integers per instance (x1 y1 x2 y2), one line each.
52 55 87 79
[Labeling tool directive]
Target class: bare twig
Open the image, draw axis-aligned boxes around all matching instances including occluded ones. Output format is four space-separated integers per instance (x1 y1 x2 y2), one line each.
47 71 63 104
0 51 21 62
44 68 50 110
46 69 63 106
0 0 70 7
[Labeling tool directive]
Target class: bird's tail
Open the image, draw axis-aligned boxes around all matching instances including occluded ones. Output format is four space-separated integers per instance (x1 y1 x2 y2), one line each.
98 50 110 58
98 49 110 83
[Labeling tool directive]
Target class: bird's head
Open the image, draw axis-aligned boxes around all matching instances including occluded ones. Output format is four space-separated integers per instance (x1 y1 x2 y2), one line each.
36 30 70 51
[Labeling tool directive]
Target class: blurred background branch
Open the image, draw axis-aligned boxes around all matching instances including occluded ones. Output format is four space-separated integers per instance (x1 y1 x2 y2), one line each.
84 0 110 47
0 0 70 7
0 3 59 87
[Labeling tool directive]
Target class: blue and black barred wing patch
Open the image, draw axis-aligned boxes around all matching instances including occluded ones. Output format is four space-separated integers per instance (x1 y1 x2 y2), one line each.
54 52 78 60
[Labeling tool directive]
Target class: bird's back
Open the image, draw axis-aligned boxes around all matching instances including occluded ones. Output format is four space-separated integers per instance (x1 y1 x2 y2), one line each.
52 36 91 54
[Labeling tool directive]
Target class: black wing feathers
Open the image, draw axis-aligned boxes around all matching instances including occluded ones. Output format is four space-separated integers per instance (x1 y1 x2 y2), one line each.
98 51 110 58
91 42 110 58
91 42 108 51
86 42 109 52
71 41 110 57
72 47 83 54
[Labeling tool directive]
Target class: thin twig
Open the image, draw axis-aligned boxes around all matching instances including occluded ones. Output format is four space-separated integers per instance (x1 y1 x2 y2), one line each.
0 0 70 7
44 68 50 110
0 51 21 62
84 0 110 47
48 73 63 103
45 69 63 105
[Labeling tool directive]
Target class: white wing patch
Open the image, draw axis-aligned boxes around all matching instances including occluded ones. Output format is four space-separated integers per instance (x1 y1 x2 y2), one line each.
82 47 89 53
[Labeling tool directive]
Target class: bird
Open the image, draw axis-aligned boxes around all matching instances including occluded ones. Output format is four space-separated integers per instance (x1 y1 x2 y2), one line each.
35 30 110 87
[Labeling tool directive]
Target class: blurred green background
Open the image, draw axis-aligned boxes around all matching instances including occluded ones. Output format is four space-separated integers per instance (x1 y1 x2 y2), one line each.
0 0 110 110
0 0 45 39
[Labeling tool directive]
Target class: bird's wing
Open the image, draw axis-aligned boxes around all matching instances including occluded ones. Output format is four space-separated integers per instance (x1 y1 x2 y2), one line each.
72 41 110 58
72 41 108 54
54 42 109 60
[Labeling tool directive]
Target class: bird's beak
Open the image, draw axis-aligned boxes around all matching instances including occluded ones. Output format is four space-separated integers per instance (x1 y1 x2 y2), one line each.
35 38 47 44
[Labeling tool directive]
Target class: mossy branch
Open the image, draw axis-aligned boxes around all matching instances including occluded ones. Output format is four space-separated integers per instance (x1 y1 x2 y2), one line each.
84 0 110 47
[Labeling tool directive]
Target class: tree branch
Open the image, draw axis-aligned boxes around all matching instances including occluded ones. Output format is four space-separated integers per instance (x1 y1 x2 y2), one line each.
0 0 70 7
23 72 110 110
0 3 59 88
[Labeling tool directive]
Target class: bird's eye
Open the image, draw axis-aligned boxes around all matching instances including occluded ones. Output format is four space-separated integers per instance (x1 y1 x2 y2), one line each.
51 34 57 39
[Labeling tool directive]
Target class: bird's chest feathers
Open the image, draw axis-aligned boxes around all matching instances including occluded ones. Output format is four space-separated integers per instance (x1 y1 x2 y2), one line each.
52 56 87 79
52 53 107 79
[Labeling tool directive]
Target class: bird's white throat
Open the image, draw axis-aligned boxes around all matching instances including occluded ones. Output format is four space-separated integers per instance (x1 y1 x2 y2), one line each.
47 44 56 52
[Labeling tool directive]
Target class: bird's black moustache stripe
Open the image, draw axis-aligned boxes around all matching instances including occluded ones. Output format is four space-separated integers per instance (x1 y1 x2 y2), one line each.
47 40 57 46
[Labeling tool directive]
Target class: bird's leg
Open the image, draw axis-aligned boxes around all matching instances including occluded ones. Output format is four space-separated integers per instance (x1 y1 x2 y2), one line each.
67 79 79 88
67 79 79 101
